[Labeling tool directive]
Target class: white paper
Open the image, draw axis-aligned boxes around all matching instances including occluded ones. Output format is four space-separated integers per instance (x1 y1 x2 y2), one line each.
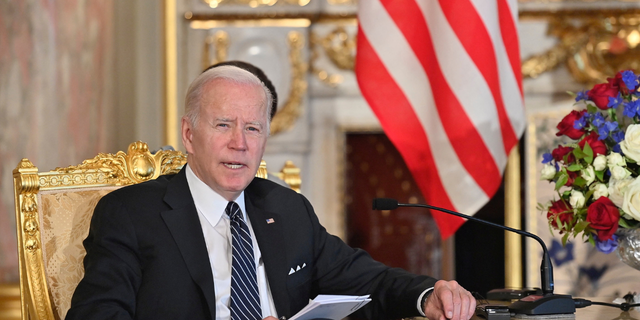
289 294 371 320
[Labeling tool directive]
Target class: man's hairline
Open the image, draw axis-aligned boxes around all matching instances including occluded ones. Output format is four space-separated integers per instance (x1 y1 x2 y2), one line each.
185 77 271 135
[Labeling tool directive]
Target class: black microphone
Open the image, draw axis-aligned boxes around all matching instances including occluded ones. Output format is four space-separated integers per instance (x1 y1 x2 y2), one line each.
372 198 575 315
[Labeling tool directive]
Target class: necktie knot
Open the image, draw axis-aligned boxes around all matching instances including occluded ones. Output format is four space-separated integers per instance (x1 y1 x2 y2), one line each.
225 201 242 221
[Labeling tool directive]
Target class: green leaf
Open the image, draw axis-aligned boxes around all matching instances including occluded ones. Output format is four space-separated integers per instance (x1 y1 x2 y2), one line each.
573 177 586 188
584 189 595 201
573 147 586 160
583 143 594 164
595 170 605 181
619 219 632 228
555 174 568 190
567 163 583 172
574 220 590 234
588 234 596 246
587 105 598 113
562 232 570 246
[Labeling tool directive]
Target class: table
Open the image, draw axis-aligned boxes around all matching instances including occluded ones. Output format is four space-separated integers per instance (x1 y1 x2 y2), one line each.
471 298 640 320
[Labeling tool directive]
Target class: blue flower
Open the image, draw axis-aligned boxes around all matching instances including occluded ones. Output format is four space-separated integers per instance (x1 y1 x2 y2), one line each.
592 112 605 127
622 70 638 91
624 100 640 118
598 126 609 140
595 234 618 254
575 90 589 102
573 116 587 130
608 93 623 109
596 121 617 140
542 153 553 164
612 130 625 143
614 143 622 153
549 239 574 267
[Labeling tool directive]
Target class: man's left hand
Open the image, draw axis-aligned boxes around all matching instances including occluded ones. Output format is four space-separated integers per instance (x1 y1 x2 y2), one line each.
423 280 476 320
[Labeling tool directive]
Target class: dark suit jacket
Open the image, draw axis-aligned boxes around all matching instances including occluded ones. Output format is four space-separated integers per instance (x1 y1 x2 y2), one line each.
66 168 436 320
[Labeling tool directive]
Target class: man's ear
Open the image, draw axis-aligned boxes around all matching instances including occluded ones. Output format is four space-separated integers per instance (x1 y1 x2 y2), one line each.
181 117 194 154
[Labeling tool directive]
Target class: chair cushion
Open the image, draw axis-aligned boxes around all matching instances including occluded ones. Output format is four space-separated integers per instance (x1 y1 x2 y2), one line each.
38 186 120 319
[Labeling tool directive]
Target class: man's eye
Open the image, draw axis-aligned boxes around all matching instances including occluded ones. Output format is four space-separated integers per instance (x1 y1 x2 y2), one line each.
247 126 260 132
217 123 229 128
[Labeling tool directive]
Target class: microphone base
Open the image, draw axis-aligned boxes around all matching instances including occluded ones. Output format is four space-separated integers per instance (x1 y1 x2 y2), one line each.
508 294 575 315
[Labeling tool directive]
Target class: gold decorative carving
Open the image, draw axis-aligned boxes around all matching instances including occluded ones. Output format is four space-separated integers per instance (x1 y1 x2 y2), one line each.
310 26 356 87
522 12 640 84
275 160 301 193
271 31 308 134
257 160 268 179
204 30 229 67
13 160 55 320
202 0 310 8
48 141 186 188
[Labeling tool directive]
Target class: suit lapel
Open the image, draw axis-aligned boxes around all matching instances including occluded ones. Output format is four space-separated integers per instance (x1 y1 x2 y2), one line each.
160 169 217 320
245 190 292 317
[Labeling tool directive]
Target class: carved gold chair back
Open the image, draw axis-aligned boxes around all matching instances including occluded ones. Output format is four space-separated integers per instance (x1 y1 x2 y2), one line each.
13 141 300 320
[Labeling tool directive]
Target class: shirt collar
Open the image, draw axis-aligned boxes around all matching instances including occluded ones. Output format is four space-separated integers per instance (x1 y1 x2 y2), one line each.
185 164 247 223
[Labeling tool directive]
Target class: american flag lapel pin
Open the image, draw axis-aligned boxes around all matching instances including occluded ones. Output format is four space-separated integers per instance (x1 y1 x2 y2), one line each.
266 218 275 224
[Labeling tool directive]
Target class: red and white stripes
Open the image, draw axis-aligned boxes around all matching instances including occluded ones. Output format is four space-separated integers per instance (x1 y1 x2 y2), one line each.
356 0 525 238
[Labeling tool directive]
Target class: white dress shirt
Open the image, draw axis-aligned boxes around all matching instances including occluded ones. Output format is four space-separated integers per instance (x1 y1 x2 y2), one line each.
186 165 278 320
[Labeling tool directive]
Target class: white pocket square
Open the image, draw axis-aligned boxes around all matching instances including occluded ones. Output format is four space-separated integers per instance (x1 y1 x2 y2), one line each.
288 263 307 275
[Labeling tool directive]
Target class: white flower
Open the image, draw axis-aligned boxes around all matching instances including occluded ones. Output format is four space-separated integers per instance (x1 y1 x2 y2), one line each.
608 177 634 207
570 190 585 208
610 166 631 180
607 152 626 168
622 178 640 221
591 183 609 200
593 154 607 171
621 124 640 162
540 164 556 180
581 166 595 186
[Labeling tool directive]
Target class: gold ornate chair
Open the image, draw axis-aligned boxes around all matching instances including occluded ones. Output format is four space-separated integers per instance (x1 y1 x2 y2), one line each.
13 141 300 320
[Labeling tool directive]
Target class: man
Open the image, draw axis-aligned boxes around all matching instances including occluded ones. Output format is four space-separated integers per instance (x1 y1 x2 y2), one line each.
67 61 475 320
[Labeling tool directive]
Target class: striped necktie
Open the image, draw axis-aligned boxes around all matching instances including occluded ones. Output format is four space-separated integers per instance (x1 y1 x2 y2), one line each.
226 201 262 320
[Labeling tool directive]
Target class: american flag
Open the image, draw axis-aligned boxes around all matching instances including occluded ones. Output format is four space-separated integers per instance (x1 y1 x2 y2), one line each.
355 0 525 238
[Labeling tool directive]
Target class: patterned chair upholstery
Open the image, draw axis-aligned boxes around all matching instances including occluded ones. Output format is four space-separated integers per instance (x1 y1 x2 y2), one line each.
13 141 300 320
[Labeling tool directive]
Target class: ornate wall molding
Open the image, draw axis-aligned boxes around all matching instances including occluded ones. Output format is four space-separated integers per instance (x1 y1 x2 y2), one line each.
271 30 308 134
521 10 640 84
310 23 356 87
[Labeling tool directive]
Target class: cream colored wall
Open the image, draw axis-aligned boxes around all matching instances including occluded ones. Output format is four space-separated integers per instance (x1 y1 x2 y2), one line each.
0 0 118 282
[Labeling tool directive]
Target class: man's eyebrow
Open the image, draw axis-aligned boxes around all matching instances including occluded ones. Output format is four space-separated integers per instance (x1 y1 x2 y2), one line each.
246 121 264 127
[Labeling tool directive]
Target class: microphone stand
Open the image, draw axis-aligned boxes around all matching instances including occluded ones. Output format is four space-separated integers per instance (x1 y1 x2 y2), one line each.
372 198 576 315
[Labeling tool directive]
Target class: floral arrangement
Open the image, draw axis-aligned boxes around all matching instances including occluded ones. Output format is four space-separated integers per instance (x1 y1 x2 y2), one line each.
541 70 640 254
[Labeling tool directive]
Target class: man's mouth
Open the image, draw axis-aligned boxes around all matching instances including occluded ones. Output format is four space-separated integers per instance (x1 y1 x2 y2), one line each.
223 162 245 169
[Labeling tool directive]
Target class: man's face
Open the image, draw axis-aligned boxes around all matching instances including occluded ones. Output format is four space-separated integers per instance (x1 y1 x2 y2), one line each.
182 78 268 201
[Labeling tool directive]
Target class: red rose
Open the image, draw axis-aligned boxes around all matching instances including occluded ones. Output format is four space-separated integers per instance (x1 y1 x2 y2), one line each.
609 72 630 95
586 197 619 241
547 200 574 232
578 132 607 156
551 145 575 163
587 81 619 110
556 110 587 139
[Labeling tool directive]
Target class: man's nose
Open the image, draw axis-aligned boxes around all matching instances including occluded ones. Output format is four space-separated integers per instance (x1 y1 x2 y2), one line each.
228 127 247 150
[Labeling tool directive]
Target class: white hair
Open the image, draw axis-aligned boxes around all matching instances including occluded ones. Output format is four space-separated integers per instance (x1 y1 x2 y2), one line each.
184 65 273 133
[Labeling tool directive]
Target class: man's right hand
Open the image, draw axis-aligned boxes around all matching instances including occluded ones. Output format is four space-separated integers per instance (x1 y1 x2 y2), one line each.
423 280 476 320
